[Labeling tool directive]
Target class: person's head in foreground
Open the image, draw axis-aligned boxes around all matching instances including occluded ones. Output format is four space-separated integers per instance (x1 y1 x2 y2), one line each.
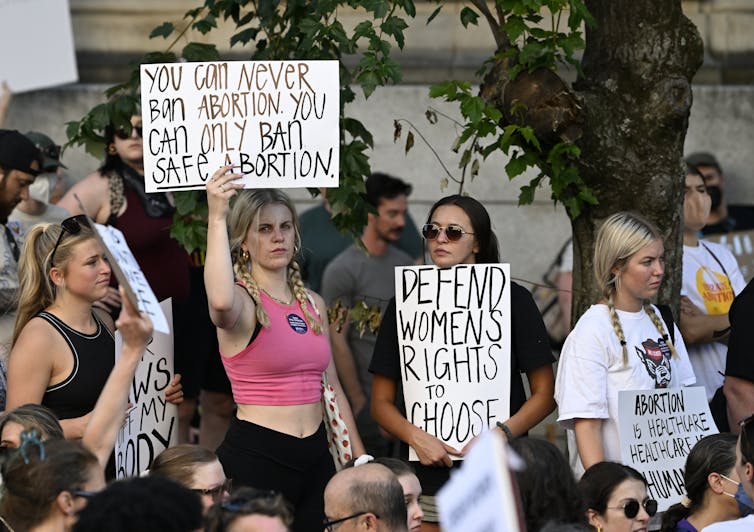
323 462 408 531
150 443 230 515
509 437 586 531
578 461 657 532
0 434 104 532
72 475 203 532
660 433 739 532
205 487 294 532
0 403 64 448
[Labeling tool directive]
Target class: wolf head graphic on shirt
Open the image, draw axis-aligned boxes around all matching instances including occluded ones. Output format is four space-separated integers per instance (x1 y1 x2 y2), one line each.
635 338 672 388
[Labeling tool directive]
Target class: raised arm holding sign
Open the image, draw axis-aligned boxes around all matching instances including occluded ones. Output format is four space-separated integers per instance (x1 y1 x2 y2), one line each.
369 195 555 526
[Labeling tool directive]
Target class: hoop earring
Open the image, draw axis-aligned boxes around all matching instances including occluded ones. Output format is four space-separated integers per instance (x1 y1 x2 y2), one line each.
108 143 117 155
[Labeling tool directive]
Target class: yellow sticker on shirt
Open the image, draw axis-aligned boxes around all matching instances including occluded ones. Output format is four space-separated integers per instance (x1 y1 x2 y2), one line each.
696 266 734 315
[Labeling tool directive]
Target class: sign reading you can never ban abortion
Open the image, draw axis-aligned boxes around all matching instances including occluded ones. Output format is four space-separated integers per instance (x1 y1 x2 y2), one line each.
116 299 178 479
396 265 512 461
140 60 339 192
619 387 718 511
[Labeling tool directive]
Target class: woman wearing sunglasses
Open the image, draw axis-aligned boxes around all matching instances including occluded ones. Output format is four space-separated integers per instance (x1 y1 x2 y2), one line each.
369 194 556 529
555 212 696 476
579 461 658 532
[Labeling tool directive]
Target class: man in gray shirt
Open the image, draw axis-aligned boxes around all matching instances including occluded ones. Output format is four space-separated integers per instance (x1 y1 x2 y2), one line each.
322 172 415 456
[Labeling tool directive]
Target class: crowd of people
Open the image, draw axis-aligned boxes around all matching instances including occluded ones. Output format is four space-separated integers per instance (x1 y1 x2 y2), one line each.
1 82 754 531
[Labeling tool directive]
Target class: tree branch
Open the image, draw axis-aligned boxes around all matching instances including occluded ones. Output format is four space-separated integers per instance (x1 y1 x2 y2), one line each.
469 0 510 51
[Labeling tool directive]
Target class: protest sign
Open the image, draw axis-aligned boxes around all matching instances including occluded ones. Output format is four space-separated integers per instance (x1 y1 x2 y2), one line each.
92 222 169 334
139 60 339 192
619 387 718 511
0 0 77 93
115 299 177 479
437 429 523 532
705 229 754 281
395 264 511 461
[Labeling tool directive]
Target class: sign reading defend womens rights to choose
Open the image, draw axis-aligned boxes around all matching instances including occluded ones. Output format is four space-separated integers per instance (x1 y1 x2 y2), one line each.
395 264 512 461
139 60 339 192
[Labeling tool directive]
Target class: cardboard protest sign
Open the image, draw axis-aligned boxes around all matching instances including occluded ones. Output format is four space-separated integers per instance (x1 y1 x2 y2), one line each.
91 222 169 334
115 299 178 479
705 229 754 281
619 387 718 511
139 60 339 192
437 429 523 532
0 0 78 93
395 264 511 461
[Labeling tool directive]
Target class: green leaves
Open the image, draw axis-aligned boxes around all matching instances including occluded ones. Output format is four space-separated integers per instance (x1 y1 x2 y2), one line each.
459 7 479 28
150 22 174 39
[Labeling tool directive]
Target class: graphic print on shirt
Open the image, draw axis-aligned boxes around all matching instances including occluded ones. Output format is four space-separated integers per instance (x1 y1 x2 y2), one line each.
695 266 734 315
635 338 672 388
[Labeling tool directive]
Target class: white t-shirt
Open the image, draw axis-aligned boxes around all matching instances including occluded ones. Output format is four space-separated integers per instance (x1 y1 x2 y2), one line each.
555 304 696 476
682 241 746 401
701 514 754 531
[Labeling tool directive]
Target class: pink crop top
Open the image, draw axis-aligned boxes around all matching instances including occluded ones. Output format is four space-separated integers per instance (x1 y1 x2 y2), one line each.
220 290 330 405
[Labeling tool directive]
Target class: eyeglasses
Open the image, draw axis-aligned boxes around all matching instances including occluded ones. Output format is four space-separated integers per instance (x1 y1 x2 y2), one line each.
193 478 233 502
50 215 89 266
114 125 143 140
607 498 658 519
740 414 754 464
421 223 474 242
323 511 378 531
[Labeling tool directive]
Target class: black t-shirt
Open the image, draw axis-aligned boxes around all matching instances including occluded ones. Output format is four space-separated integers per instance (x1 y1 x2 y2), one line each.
725 277 754 381
369 281 554 495
701 204 754 235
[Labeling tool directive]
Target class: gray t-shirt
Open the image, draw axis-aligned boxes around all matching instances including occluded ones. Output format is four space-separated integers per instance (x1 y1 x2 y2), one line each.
321 244 413 396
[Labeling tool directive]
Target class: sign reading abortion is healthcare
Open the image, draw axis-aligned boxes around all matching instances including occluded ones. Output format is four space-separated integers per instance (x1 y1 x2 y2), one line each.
140 60 339 192
619 387 718 512
395 264 511 461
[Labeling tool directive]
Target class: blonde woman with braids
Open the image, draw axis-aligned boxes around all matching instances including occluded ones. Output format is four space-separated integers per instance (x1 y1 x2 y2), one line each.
204 166 364 532
555 212 695 476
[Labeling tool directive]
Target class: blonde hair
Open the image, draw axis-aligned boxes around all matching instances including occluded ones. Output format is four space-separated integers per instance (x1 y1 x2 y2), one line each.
594 212 679 364
228 189 322 335
12 222 97 345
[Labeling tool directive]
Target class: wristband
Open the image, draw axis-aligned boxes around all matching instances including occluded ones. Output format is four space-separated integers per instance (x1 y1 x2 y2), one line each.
496 421 514 441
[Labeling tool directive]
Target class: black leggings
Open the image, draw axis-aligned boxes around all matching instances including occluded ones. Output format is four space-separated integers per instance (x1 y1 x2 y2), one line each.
216 418 335 532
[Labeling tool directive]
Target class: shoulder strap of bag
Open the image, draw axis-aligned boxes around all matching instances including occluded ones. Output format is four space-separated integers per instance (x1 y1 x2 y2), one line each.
655 304 676 345
700 241 731 280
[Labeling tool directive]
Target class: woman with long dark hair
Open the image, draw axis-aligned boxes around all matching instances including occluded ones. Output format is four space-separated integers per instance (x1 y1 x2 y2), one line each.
369 194 556 528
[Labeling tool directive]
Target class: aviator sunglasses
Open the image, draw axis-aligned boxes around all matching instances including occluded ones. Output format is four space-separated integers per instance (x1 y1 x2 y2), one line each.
607 498 658 519
421 223 474 242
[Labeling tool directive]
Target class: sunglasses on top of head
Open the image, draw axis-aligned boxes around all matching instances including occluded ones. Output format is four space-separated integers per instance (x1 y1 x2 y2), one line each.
421 223 474 242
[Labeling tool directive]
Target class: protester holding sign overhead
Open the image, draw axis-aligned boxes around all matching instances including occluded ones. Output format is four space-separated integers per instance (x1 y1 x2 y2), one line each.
5 216 182 444
203 166 363 532
369 194 555 528
555 212 696 477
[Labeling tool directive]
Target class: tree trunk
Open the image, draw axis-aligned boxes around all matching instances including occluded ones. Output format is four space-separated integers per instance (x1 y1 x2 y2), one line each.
570 0 703 321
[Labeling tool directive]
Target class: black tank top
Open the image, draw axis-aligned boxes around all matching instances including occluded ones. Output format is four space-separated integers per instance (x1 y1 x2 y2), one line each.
40 311 115 420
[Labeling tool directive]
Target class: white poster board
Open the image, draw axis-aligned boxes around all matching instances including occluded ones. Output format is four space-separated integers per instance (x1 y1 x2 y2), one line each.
395 264 511 461
139 60 339 192
93 223 169 334
437 430 523 532
115 298 178 479
706 229 754 281
0 0 78 93
618 386 718 511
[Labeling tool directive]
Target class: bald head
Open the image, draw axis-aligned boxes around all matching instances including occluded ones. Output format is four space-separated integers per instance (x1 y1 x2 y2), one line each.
324 464 408 531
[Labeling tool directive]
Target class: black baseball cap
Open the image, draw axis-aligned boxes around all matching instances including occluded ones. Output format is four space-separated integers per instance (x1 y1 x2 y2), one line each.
0 129 42 175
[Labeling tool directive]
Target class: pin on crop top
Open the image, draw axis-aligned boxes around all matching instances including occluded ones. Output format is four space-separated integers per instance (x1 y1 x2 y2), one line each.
220 290 330 405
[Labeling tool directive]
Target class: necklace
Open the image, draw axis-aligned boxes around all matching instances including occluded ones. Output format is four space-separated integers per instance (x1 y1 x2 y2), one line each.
260 287 293 305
